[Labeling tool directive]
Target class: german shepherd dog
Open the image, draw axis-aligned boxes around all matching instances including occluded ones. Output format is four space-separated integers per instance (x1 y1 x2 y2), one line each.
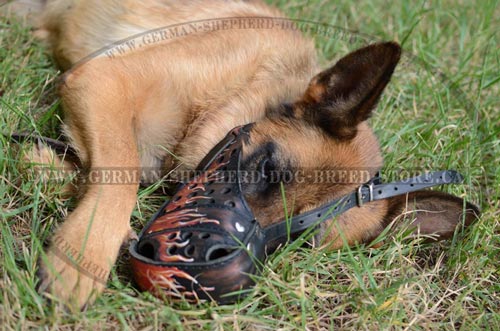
9 0 478 309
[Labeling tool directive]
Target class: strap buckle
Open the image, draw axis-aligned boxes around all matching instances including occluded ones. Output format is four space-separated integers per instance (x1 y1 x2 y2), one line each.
356 183 374 207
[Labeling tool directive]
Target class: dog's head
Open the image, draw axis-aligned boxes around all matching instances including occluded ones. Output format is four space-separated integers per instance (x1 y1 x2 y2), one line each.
131 42 479 302
239 42 479 246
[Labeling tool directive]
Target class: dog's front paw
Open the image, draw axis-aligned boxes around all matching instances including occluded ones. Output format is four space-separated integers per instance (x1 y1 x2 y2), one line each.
34 176 137 309
37 246 108 310
35 222 125 310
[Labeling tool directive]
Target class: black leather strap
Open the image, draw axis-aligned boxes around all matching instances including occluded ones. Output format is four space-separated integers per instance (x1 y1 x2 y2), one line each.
262 170 464 242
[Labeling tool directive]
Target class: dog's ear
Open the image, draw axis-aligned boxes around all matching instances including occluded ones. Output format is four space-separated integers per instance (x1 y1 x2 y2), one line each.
298 42 401 140
385 191 480 241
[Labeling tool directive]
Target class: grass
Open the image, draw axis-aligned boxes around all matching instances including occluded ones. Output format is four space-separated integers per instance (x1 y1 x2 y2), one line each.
1 0 499 329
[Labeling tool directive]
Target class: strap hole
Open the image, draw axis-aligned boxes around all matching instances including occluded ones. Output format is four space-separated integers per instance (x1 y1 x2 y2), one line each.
221 187 231 194
173 195 182 202
299 220 304 224
378 190 382 194
317 213 322 218
410 184 414 187
187 192 198 198
206 189 215 195
188 183 197 189
394 187 398 191
167 232 177 240
199 233 210 239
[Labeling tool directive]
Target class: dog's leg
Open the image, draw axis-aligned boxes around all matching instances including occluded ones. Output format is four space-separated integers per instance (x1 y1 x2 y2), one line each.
37 62 140 309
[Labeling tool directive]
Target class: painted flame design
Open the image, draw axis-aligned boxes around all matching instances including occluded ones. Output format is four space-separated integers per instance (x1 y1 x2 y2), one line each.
142 266 215 301
146 208 220 234
155 232 194 262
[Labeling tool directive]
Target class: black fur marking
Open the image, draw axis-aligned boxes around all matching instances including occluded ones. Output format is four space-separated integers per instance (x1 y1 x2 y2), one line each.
240 139 298 202
280 103 296 119
266 103 296 120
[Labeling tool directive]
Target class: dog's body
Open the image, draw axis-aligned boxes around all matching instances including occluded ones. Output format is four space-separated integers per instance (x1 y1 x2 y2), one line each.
11 0 478 308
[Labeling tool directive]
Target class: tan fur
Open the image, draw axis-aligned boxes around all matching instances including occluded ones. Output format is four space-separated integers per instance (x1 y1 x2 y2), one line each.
11 0 477 309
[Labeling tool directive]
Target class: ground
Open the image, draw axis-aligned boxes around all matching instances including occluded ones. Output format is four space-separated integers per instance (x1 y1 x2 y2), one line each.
0 0 499 329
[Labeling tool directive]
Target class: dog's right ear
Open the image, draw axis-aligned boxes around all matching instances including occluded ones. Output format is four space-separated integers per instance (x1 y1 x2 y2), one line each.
384 191 480 241
296 42 401 140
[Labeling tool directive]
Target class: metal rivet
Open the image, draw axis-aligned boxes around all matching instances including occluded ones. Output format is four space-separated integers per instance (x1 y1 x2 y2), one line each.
235 222 245 232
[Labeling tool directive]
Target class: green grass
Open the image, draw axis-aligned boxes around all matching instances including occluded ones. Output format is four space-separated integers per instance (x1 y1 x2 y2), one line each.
1 0 499 329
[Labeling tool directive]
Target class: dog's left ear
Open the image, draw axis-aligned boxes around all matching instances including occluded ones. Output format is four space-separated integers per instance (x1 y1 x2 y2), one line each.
297 42 401 140
384 191 480 241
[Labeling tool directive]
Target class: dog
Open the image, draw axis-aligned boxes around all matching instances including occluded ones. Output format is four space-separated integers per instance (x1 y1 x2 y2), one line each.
7 0 479 309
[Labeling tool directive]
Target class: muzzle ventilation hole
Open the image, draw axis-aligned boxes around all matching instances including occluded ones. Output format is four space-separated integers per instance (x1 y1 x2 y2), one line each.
224 200 236 208
137 240 156 260
167 246 178 255
185 245 195 257
199 232 210 239
206 246 237 261
181 232 193 240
